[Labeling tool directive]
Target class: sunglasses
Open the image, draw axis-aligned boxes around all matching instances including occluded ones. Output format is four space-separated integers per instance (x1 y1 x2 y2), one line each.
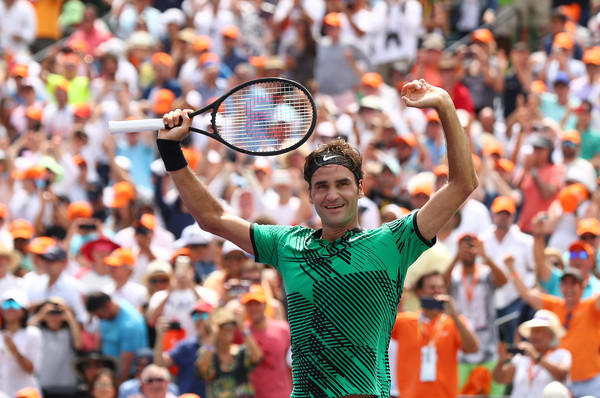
143 377 166 384
1 299 22 310
570 251 589 260
94 381 114 389
149 277 169 284
192 312 210 322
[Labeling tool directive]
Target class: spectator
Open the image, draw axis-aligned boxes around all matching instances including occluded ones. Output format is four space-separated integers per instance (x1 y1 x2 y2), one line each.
118 348 179 398
507 263 600 397
91 368 118 398
540 72 580 127
172 223 216 284
241 284 292 398
283 15 317 89
77 236 119 294
71 352 118 398
134 364 177 398
0 243 22 292
195 307 263 398
204 240 251 301
27 298 83 398
570 101 600 167
66 4 112 56
105 248 148 311
445 234 507 395
85 291 149 384
492 309 571 397
390 271 479 398
154 302 213 395
220 25 247 73
0 0 37 56
0 289 43 396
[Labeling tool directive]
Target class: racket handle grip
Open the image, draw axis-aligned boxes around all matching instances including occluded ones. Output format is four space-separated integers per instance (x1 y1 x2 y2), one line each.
108 118 166 134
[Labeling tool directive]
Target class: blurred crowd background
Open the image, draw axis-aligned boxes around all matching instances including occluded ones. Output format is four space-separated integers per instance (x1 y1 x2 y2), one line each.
2 0 600 397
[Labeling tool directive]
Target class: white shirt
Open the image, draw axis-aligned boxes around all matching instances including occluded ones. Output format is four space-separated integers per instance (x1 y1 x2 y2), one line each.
0 0 37 56
111 280 148 310
27 272 88 324
261 195 301 226
0 273 23 294
148 287 218 338
510 349 572 398
0 326 43 397
480 224 536 309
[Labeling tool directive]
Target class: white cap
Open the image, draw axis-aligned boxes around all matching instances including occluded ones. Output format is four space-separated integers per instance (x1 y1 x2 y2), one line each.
222 240 248 257
174 223 214 248
3 288 29 308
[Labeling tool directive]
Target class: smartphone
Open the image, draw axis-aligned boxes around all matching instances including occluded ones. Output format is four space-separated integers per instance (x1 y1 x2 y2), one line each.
79 223 97 231
506 345 526 355
168 321 181 330
174 256 191 277
420 297 445 310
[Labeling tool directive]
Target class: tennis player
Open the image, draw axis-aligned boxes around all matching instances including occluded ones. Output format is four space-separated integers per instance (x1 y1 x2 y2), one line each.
155 79 478 398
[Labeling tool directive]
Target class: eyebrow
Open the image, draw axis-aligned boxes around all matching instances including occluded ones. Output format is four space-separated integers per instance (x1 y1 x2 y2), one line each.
313 177 353 187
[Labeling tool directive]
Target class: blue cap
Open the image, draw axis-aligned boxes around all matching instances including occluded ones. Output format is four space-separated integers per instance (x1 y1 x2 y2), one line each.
40 246 67 262
554 72 570 86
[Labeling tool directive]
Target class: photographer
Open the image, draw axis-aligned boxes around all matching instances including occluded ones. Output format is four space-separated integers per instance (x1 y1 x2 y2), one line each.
492 310 571 397
390 270 479 398
28 298 83 398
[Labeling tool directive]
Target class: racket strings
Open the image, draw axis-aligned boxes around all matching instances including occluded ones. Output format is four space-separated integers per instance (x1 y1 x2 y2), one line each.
215 82 314 152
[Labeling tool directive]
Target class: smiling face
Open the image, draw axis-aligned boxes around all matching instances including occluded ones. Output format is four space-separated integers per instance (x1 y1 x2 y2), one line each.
309 165 363 236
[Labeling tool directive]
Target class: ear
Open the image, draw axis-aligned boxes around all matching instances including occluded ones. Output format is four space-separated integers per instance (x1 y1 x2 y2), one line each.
358 179 364 198
308 188 314 205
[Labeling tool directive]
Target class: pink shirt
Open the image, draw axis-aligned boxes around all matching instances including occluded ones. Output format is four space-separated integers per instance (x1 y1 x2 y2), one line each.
249 319 292 398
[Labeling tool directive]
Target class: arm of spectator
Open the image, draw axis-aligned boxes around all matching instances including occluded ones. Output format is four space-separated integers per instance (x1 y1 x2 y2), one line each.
60 303 84 351
493 49 508 93
531 212 552 283
146 289 171 327
437 294 479 353
518 340 569 381
118 351 135 385
243 330 263 365
475 239 508 287
102 134 132 184
195 325 218 381
153 317 174 367
504 254 543 309
492 342 516 384
595 294 600 311
3 331 35 373
443 253 460 289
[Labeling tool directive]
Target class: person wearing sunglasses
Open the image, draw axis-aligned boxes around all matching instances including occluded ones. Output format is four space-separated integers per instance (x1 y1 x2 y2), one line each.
137 364 176 398
506 257 600 397
0 289 43 397
153 301 214 396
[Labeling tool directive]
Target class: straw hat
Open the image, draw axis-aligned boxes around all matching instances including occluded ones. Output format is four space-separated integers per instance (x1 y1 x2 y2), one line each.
0 243 21 272
518 309 566 340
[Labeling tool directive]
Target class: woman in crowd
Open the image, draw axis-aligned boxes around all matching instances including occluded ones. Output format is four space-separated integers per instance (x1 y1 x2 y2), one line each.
492 309 571 397
28 298 83 398
195 307 263 398
0 289 43 396
91 369 118 398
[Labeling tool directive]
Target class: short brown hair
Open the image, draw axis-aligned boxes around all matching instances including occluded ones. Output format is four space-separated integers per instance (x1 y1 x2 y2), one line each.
303 138 364 187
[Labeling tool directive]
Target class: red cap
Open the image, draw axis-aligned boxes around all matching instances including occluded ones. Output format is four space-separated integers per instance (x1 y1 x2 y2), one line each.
568 240 594 257
80 237 121 261
191 301 214 314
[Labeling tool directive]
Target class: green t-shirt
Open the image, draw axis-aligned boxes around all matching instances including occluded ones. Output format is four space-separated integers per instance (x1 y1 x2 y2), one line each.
47 73 90 105
580 127 600 161
251 212 433 397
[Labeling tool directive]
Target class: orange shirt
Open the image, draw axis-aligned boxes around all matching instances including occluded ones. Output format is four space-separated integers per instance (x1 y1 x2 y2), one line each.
391 311 464 398
32 0 64 40
542 294 600 381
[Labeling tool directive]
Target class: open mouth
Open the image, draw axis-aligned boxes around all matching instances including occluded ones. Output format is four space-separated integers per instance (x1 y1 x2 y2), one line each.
324 204 344 209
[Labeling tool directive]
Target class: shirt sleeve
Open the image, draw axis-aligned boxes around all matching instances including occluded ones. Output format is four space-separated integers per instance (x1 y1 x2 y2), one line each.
250 223 296 270
539 267 562 295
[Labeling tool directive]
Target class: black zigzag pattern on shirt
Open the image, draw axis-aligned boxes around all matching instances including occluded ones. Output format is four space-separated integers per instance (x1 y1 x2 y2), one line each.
288 270 397 397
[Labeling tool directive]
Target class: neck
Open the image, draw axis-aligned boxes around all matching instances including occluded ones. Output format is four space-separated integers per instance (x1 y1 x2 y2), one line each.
216 340 230 354
48 274 60 286
321 220 360 242
251 316 267 331
4 320 20 333
115 279 127 289
565 298 579 310
462 262 476 274
423 309 441 320
494 227 509 241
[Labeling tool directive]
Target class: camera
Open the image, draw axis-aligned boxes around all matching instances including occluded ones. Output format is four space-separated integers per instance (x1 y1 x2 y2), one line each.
79 223 97 231
420 297 445 310
506 345 526 355
168 321 182 330
226 278 251 297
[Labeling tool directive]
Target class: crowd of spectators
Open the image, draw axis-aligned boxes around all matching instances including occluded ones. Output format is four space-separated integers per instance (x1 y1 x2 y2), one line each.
2 0 600 397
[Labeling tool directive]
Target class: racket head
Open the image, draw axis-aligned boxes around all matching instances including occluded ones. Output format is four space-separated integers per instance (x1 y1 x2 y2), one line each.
189 77 316 156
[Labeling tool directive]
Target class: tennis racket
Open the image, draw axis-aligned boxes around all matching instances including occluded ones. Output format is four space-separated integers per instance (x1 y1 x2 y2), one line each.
108 77 317 156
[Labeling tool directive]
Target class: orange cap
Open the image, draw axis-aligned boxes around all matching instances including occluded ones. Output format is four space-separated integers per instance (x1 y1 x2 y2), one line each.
496 158 515 173
15 387 42 398
170 247 191 263
458 232 478 243
249 56 267 69
434 164 449 177
530 80 547 94
152 89 176 115
395 133 416 147
577 218 600 236
151 52 174 67
110 181 136 208
426 109 441 123
568 240 594 257
64 53 80 65
25 106 43 121
9 219 34 240
105 247 136 267
12 165 46 180
583 47 600 65
410 182 433 196
471 28 494 44
0 203 6 219
482 140 504 157
11 63 29 78
67 201 94 220
69 38 89 54
558 183 589 213
73 103 91 119
193 35 212 52
221 24 239 39
324 12 342 27
53 77 70 92
28 236 57 255
361 72 383 88
138 213 156 230
73 154 87 167
491 195 516 214
562 129 581 145
241 284 267 304
553 32 574 49
199 52 220 67
182 147 201 170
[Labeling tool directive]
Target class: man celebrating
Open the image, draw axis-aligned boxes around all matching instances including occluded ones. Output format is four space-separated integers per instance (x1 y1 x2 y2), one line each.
155 79 478 397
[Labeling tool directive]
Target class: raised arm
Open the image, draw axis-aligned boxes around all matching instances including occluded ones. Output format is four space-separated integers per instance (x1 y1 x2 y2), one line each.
402 80 479 241
504 254 543 310
158 110 253 255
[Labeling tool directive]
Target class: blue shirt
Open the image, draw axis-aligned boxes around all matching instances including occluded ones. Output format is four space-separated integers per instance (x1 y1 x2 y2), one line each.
169 337 206 395
539 267 600 298
100 300 148 359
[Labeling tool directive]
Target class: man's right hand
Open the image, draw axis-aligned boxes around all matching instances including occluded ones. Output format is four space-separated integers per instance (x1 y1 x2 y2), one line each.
159 109 193 141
